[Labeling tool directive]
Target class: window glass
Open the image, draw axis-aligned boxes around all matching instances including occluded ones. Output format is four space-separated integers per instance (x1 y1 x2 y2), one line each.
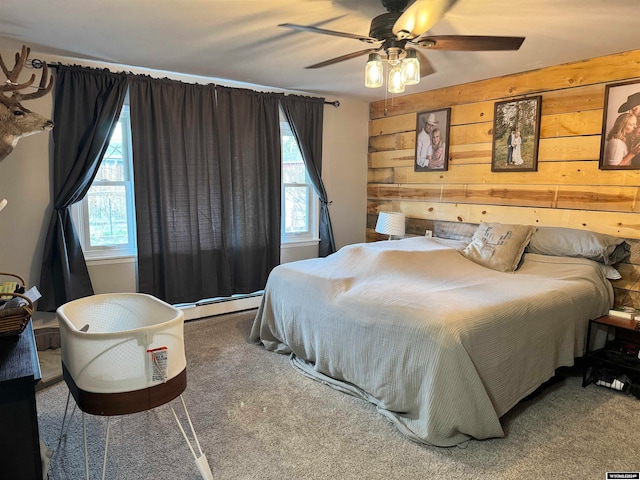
282 133 307 184
281 120 318 243
86 184 129 246
73 105 136 258
284 184 310 234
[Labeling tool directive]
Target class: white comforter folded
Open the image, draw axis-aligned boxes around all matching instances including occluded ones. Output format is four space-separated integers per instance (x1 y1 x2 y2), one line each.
250 237 613 446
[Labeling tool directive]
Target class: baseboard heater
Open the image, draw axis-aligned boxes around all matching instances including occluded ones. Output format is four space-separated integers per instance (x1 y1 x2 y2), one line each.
174 291 263 321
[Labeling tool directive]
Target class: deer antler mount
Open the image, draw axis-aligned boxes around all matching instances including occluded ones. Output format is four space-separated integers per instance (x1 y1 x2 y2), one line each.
0 45 54 162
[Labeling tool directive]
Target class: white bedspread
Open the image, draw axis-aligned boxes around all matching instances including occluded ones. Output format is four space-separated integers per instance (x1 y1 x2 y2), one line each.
250 237 613 446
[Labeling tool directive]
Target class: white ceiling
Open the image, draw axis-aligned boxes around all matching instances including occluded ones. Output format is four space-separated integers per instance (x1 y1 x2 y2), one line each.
0 0 639 102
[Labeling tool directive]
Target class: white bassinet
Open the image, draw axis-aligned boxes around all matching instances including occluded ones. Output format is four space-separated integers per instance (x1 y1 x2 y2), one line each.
57 293 185 399
56 293 212 480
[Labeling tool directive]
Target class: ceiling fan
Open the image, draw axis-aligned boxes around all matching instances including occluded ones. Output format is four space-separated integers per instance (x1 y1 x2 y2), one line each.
279 0 525 93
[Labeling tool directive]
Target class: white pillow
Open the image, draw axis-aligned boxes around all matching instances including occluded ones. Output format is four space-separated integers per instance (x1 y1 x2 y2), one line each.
600 264 622 280
460 222 536 273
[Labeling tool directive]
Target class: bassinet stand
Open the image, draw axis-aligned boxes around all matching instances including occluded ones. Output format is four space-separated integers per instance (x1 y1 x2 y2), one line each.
58 362 213 480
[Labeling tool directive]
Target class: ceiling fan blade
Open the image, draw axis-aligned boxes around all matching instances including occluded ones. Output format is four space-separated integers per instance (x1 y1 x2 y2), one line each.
305 48 380 69
392 0 453 40
279 23 378 44
413 35 525 51
412 49 436 77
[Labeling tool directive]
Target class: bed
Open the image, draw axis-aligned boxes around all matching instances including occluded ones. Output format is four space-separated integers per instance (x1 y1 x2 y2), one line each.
250 223 621 447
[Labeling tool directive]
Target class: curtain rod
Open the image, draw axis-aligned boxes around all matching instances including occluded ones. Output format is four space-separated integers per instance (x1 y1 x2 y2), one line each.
29 59 58 70
32 59 341 108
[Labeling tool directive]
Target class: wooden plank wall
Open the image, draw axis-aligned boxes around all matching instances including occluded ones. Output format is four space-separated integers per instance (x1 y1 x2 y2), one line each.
367 49 640 308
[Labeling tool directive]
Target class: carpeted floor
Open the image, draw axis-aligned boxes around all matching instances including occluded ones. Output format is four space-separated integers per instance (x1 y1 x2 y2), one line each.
37 309 640 479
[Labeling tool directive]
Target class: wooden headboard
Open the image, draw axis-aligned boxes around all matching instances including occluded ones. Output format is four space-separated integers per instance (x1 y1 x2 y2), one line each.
367 216 640 309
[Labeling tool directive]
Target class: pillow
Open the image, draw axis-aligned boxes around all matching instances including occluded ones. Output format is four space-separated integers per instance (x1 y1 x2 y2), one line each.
526 227 630 265
460 222 536 273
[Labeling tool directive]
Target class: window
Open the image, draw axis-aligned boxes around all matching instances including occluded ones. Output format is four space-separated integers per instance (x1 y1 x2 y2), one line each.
281 119 319 244
73 105 137 259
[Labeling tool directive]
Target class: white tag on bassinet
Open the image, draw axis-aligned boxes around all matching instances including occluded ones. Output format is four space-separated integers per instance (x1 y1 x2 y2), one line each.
147 347 169 383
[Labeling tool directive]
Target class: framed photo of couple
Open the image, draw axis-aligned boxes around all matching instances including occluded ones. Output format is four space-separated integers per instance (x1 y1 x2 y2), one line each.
414 108 451 172
491 96 542 172
599 80 640 170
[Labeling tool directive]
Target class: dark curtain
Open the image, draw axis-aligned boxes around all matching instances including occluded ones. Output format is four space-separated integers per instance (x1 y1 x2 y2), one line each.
38 66 129 311
214 86 282 293
280 95 336 256
129 79 281 304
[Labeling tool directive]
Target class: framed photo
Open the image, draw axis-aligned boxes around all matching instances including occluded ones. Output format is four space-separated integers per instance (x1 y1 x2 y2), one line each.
491 96 541 172
415 108 451 172
599 80 640 170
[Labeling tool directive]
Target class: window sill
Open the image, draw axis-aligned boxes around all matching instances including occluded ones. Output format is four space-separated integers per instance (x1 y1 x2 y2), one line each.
281 238 320 248
85 255 137 266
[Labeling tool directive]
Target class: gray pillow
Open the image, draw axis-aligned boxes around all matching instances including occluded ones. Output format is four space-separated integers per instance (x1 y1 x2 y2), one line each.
526 227 630 265
460 222 536 273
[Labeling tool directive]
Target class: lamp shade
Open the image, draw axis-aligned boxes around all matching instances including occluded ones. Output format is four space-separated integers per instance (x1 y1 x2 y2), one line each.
375 211 406 238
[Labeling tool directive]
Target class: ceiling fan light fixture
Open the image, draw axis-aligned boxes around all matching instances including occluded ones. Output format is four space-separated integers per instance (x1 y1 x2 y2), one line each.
388 64 405 94
365 53 384 88
283 0 526 96
387 48 401 64
392 0 451 39
402 50 420 86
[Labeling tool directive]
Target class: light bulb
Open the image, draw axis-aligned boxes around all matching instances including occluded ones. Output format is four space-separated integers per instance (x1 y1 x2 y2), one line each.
388 64 405 94
364 53 383 89
403 50 420 86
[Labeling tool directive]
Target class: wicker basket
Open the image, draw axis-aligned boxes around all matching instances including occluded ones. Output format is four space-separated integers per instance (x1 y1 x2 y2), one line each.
0 272 33 337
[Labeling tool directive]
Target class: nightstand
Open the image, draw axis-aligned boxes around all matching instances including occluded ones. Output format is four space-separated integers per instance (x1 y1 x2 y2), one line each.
582 315 640 390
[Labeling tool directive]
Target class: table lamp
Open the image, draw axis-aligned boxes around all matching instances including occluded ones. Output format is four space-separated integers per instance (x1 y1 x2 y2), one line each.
375 211 406 240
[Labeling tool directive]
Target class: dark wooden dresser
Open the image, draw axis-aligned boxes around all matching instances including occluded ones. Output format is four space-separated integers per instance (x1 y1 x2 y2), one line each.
0 321 43 479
